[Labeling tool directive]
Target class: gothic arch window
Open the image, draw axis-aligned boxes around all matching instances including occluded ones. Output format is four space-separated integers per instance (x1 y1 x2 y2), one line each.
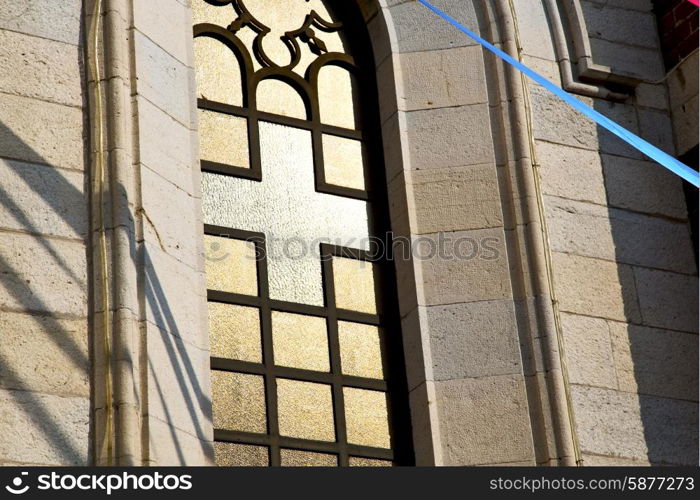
193 0 411 466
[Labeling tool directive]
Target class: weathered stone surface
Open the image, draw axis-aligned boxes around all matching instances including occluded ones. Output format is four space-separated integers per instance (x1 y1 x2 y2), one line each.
0 29 82 107
571 385 698 465
418 228 512 306
148 416 214 466
588 37 664 82
0 159 87 239
513 0 557 60
638 108 674 154
409 163 503 234
398 45 488 111
145 323 212 441
0 0 82 45
0 93 85 171
544 196 696 274
551 252 640 323
537 141 607 205
580 1 658 49
435 375 535 465
427 299 522 380
408 381 441 466
634 82 668 110
560 313 617 389
405 104 495 170
0 231 87 317
0 311 88 397
609 321 698 401
667 50 698 107
0 389 89 465
601 154 688 219
634 268 698 333
134 0 192 66
671 93 699 156
581 454 651 466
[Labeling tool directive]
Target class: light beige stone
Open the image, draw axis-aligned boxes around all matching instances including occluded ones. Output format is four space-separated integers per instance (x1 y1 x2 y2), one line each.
638 108 674 154
580 1 658 49
0 389 89 465
418 228 512 306
134 0 192 66
0 159 87 240
405 104 495 170
0 93 85 171
408 381 441 466
0 0 82 45
435 375 535 465
634 268 698 333
560 313 617 389
609 321 698 401
513 0 557 60
0 29 82 107
537 141 607 205
581 454 651 466
409 163 503 234
588 37 664 83
551 252 640 323
0 231 87 317
0 311 88 397
147 416 214 466
634 83 668 110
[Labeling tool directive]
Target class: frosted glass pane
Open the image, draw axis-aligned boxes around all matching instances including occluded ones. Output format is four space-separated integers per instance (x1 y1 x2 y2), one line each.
323 135 366 190
257 79 307 119
203 235 257 296
272 312 329 372
338 322 384 379
202 122 370 306
277 379 335 442
348 457 392 467
318 65 359 129
214 442 268 466
198 110 250 168
194 37 243 106
332 258 379 315
280 449 337 466
209 303 261 363
192 1 236 28
212 371 266 433
343 387 391 449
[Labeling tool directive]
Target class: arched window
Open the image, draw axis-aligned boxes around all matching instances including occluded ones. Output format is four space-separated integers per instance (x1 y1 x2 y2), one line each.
193 0 411 466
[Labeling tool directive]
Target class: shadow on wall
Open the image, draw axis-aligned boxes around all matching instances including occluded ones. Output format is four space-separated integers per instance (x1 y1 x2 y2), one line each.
593 97 698 466
0 118 213 465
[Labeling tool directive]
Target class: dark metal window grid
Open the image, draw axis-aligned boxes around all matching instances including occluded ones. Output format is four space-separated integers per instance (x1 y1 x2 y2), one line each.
196 0 414 466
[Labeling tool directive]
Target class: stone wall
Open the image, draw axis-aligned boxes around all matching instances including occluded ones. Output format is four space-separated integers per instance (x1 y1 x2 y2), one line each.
0 0 90 465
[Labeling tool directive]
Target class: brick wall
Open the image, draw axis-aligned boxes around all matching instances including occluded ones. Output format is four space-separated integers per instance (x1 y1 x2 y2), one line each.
655 0 699 69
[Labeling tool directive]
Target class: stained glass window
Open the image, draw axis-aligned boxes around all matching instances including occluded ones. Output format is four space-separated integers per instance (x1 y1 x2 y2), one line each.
195 0 409 466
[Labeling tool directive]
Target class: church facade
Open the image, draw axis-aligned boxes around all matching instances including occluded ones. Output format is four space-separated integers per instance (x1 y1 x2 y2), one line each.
0 0 697 466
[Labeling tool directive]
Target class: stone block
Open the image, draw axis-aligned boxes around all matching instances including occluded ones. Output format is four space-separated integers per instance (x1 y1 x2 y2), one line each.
571 385 698 465
551 252 640 323
638 108 674 154
427 299 523 380
418 228 512 306
145 322 212 441
589 37 664 82
0 311 88 397
0 231 87 317
581 454 651 466
634 83 668 110
0 159 87 239
401 306 431 390
0 93 85 172
147 416 214 466
408 163 503 234
405 104 495 170
536 141 607 204
672 93 699 157
408 381 442 466
513 0 557 60
134 0 192 66
560 313 617 389
398 45 488 111
609 321 698 401
601 154 688 219
667 51 698 106
0 0 82 45
435 374 535 465
634 268 698 333
376 54 400 124
0 389 89 465
0 29 82 107
580 1 658 49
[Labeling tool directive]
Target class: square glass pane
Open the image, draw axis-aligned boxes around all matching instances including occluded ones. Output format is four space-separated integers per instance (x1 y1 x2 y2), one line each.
318 65 359 129
322 135 366 191
343 387 391 449
272 311 329 372
204 234 258 296
338 321 384 379
209 303 261 363
214 442 268 466
194 36 243 106
280 449 337 466
332 257 379 315
257 79 307 119
348 457 392 467
212 371 266 433
277 379 335 442
198 109 250 168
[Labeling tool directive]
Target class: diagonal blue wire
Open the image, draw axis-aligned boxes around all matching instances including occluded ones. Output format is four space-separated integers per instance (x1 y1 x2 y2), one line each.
417 0 699 188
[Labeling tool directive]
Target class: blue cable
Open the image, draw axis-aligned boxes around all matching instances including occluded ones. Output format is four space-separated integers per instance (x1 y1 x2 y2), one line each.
417 0 699 188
